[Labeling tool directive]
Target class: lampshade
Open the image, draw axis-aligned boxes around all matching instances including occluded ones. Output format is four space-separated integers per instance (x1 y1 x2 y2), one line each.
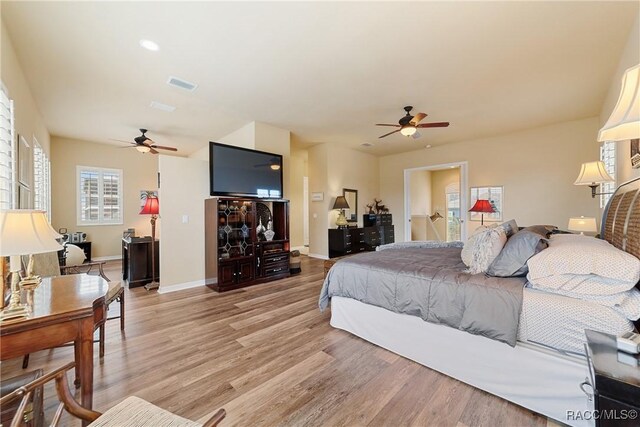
140 196 160 215
332 196 350 210
400 126 417 137
568 216 598 233
469 199 495 213
0 210 62 256
573 161 614 185
598 64 640 142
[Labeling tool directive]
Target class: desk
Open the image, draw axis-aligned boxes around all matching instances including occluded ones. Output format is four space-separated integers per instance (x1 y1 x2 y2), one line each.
0 274 107 424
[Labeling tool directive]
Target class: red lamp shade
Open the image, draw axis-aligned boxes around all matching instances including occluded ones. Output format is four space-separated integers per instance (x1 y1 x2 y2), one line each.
469 199 495 213
140 196 159 215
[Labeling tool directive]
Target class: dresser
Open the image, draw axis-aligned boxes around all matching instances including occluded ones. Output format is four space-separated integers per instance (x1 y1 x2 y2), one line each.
328 214 394 258
121 237 160 288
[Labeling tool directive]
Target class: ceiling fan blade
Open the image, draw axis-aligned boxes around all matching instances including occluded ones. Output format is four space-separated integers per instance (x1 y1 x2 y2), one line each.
119 145 138 148
110 138 135 144
149 148 159 154
417 122 450 128
375 124 401 127
150 145 178 151
410 113 427 125
411 131 422 139
378 129 401 139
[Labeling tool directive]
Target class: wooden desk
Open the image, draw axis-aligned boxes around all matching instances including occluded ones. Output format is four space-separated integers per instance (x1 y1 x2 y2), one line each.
0 274 107 424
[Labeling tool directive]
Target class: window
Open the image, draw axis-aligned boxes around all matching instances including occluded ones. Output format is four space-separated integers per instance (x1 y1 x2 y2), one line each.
33 138 51 217
77 166 123 225
0 84 15 210
600 141 616 208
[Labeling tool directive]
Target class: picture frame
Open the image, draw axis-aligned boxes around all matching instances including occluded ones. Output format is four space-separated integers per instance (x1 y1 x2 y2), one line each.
140 190 158 209
18 134 31 186
470 186 503 222
311 192 324 202
631 139 640 169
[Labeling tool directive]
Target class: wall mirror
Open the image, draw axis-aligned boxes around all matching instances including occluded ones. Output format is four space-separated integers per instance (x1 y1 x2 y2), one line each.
343 188 358 222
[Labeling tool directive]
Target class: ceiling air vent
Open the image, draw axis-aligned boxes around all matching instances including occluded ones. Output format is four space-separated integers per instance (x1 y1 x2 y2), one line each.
361 142 373 147
149 101 176 112
167 76 198 92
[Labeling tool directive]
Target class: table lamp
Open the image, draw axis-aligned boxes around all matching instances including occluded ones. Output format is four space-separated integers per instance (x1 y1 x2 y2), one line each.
332 196 350 229
568 216 597 235
140 195 159 291
469 199 495 226
0 210 62 321
598 64 639 142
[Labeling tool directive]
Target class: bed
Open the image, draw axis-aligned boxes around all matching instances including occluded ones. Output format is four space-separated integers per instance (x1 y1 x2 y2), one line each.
320 177 640 427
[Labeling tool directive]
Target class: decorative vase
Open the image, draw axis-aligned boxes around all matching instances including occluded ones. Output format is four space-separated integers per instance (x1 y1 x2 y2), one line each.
264 229 275 241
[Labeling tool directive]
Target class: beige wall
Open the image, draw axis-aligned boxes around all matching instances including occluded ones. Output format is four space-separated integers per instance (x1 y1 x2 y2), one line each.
1 19 50 197
308 143 379 258
290 142 308 248
600 14 640 184
380 117 602 243
158 155 209 289
430 168 460 240
409 170 431 241
50 137 158 258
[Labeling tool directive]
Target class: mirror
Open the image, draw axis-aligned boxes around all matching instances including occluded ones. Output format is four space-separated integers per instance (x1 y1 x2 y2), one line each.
342 188 358 223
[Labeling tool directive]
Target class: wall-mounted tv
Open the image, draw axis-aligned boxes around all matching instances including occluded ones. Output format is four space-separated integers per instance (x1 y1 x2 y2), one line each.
210 142 283 198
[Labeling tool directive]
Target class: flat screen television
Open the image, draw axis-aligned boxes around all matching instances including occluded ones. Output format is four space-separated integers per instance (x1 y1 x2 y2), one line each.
210 142 283 198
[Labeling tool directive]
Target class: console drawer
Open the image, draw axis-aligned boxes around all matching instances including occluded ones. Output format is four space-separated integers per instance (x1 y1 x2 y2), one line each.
263 260 289 277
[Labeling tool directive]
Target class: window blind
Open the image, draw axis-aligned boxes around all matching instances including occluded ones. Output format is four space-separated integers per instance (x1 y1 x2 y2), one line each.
0 85 15 210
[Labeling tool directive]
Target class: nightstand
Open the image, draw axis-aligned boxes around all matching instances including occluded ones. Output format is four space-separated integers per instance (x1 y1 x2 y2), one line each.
585 329 640 426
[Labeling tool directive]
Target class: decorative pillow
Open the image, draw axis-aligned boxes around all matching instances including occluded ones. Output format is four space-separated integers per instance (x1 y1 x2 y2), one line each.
500 219 519 237
486 230 548 277
66 244 86 267
462 225 507 274
523 225 557 238
527 234 640 288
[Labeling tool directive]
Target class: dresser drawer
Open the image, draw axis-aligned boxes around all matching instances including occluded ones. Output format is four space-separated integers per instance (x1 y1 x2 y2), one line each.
263 253 289 265
263 260 289 277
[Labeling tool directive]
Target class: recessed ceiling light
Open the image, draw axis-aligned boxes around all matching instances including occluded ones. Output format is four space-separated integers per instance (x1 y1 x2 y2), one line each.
149 101 176 112
139 39 159 51
425 144 432 149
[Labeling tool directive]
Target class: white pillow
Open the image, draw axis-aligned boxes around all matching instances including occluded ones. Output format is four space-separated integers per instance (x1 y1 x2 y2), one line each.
66 244 86 267
462 225 507 274
527 234 640 294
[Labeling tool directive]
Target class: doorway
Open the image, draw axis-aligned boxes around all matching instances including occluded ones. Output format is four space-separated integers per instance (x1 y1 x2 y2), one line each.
404 162 468 242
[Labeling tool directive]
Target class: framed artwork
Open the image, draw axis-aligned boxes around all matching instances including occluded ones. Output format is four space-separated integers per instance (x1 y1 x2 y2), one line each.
631 139 640 169
311 192 324 202
18 134 32 186
18 184 32 209
470 186 503 222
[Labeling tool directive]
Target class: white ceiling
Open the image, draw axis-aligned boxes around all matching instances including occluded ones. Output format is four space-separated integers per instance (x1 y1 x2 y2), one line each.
2 1 638 156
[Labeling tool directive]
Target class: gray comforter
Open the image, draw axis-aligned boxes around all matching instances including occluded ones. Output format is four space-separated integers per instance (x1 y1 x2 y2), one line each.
319 247 526 346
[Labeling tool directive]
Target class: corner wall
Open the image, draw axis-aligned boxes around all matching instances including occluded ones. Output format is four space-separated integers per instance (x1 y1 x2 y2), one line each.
380 117 602 242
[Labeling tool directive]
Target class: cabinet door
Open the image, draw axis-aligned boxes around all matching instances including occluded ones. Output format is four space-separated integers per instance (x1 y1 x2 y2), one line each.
237 259 255 284
218 262 236 286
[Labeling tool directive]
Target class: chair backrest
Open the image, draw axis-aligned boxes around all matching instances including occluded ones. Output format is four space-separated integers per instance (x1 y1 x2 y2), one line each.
21 251 61 278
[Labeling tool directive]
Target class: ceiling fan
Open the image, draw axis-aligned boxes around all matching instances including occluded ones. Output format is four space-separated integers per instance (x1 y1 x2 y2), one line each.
376 106 450 139
112 129 178 154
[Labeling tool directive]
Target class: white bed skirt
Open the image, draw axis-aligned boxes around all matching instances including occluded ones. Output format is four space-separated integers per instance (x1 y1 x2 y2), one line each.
330 296 594 427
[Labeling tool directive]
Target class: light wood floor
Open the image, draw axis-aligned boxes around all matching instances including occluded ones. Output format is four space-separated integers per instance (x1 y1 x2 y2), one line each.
1 256 551 427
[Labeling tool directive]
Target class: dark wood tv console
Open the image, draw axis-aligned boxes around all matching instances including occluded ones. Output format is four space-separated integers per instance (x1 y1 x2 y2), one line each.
205 197 290 292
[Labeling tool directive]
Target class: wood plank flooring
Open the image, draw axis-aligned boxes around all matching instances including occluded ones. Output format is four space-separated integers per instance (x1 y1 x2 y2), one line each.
1 257 552 426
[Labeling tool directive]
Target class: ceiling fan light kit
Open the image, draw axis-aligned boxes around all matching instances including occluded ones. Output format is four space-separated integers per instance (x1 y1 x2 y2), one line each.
376 106 450 139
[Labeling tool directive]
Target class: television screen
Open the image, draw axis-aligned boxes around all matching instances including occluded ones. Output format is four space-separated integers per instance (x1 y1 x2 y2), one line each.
210 142 283 198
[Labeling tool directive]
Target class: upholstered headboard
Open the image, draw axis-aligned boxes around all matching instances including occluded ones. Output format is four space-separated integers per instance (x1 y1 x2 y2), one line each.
601 176 640 260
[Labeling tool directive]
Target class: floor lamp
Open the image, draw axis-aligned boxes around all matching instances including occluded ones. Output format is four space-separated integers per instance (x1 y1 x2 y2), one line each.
140 195 159 291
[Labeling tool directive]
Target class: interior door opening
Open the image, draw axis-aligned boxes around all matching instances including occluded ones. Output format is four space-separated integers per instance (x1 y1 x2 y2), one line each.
404 162 468 243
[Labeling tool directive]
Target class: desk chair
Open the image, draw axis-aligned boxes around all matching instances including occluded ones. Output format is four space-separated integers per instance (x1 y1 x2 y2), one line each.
22 251 125 368
1 362 226 427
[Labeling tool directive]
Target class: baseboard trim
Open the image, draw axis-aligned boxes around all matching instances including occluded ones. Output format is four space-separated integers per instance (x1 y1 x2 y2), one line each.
157 278 213 294
308 253 329 260
92 255 122 262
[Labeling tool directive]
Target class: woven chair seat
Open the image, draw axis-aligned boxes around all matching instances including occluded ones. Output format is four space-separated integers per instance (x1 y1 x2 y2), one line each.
106 281 123 303
88 396 201 427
